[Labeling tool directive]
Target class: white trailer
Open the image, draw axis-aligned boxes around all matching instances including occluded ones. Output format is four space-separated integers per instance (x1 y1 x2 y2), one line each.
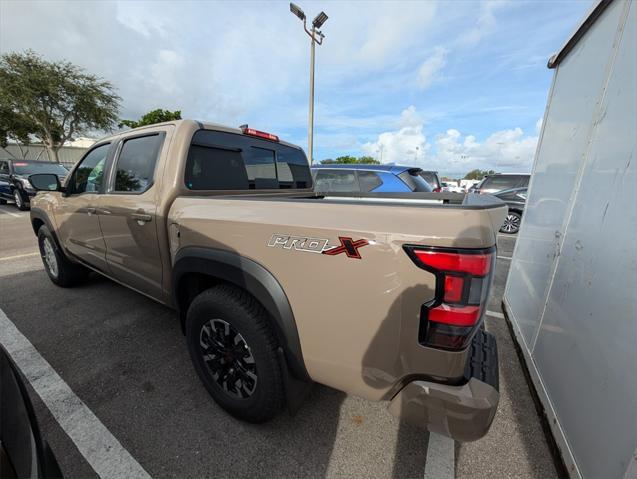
503 0 636 477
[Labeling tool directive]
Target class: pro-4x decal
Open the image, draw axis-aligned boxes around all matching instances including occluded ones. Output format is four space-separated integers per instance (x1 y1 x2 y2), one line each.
267 234 369 259
321 237 369 259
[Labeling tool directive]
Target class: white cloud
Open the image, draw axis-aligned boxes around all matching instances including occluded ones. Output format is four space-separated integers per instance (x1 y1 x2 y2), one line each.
361 106 429 163
0 0 444 127
456 0 507 47
417 47 447 90
362 106 538 174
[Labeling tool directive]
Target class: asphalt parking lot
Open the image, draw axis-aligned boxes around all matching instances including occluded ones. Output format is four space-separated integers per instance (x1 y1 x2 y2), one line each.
0 203 558 479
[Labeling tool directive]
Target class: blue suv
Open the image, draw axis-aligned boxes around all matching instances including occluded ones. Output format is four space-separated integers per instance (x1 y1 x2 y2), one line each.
311 164 432 193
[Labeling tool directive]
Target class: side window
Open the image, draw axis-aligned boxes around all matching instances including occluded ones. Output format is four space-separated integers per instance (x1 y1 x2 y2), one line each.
314 170 358 192
114 134 163 193
0 161 8 174
70 144 110 194
358 171 383 192
519 176 530 187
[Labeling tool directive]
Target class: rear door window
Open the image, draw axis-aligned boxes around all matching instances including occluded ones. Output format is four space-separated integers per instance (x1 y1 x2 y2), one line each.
358 171 383 192
314 170 359 192
113 134 163 193
185 130 311 190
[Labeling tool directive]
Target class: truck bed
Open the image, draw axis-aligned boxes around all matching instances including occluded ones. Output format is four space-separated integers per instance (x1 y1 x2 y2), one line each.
167 192 506 400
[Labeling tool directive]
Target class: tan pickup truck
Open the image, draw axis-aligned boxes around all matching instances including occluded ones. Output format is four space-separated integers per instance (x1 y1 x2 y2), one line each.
28 120 506 442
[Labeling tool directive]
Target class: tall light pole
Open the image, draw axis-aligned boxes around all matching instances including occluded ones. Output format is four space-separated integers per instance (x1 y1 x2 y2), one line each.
290 3 328 164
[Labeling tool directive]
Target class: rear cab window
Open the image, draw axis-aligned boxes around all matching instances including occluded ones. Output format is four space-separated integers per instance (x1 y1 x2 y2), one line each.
185 130 311 190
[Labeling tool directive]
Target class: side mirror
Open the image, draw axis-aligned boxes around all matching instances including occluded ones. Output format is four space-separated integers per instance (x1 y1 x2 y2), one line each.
29 174 62 192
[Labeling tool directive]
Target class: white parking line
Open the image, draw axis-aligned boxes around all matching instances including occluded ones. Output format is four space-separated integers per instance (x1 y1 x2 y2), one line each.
0 308 152 479
0 252 40 261
497 255 512 261
424 432 455 479
0 209 22 218
496 234 516 239
486 310 505 319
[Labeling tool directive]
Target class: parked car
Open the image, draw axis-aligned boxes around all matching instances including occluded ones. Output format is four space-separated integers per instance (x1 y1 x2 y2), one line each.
0 159 68 210
441 181 464 193
473 173 530 195
0 345 62 478
28 120 506 442
418 170 442 192
311 164 432 193
494 187 527 234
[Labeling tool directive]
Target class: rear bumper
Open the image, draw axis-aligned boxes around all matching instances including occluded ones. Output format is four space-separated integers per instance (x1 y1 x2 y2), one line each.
388 330 499 442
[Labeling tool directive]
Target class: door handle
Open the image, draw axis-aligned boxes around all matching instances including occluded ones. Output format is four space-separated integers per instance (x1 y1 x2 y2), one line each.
131 212 152 224
86 207 96 216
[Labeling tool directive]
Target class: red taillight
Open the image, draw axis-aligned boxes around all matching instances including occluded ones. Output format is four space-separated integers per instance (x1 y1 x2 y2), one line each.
433 187 441 193
405 245 495 350
443 275 464 303
413 250 491 276
241 126 279 142
429 304 481 326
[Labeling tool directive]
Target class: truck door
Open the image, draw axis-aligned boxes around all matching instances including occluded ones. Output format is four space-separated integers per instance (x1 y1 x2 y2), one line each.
55 143 111 272
97 131 166 300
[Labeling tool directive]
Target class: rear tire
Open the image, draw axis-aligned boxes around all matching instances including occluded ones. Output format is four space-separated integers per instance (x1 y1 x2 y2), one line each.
186 285 284 423
500 211 521 234
13 189 29 211
37 225 88 287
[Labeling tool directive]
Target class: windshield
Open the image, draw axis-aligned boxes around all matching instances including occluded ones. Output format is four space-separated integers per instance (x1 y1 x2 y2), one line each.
13 162 68 176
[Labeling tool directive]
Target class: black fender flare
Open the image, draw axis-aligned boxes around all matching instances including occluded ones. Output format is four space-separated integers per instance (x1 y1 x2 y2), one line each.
172 246 310 382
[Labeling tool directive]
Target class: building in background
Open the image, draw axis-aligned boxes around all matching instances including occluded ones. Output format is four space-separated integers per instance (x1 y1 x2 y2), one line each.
0 137 96 167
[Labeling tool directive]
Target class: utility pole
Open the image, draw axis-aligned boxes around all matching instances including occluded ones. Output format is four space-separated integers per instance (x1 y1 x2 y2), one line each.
290 3 328 165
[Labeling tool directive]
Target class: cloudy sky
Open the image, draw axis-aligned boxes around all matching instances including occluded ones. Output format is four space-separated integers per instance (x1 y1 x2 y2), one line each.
1 0 592 175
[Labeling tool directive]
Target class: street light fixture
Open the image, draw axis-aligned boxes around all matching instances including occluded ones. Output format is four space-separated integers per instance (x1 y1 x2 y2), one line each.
312 11 328 29
289 2 305 20
289 2 328 164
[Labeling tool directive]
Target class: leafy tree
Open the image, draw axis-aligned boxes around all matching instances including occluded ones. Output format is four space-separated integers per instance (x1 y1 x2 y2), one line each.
357 156 380 165
0 50 120 163
0 106 38 158
334 155 359 164
320 155 381 165
119 109 182 129
464 168 496 180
